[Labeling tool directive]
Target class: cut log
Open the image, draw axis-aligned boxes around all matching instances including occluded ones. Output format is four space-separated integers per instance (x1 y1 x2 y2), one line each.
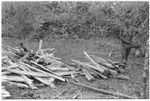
90 54 115 69
2 75 26 82
72 59 117 76
84 51 103 69
7 67 66 81
46 66 70 71
106 59 119 68
30 61 65 76
7 69 53 77
85 53 118 76
71 60 108 79
88 69 108 79
72 59 105 73
22 62 65 81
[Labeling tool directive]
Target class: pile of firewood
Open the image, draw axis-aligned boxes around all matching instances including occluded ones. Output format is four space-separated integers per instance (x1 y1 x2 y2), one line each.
2 40 80 89
71 51 130 81
2 40 133 99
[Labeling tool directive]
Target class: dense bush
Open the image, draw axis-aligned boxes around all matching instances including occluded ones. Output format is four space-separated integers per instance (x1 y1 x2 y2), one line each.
2 1 149 44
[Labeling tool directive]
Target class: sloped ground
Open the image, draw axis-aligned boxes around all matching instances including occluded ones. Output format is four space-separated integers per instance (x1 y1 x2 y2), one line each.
2 37 148 99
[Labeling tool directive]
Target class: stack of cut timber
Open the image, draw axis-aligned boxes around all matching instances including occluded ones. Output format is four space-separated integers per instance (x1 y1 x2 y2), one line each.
2 40 79 89
71 51 130 81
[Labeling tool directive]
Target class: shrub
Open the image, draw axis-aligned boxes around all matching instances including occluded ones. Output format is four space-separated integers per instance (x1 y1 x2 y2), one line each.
2 1 149 44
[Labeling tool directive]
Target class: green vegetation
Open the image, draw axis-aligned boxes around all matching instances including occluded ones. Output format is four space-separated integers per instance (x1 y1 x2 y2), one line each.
2 1 149 44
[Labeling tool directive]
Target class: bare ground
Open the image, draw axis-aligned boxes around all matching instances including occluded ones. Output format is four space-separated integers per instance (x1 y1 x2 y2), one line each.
2 37 149 99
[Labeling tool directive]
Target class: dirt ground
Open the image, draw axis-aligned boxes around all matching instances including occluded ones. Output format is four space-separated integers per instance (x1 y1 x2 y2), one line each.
2 37 149 99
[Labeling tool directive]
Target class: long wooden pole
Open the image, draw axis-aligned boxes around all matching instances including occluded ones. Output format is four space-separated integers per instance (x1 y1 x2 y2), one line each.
67 80 137 99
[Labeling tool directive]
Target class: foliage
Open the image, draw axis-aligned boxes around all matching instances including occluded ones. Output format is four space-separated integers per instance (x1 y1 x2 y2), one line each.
2 1 149 44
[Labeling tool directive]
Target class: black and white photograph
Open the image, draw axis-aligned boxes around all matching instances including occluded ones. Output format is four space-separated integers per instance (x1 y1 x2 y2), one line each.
1 0 149 99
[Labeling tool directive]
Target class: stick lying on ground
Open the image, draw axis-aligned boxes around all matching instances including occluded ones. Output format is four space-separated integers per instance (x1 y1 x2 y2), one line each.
67 80 137 99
